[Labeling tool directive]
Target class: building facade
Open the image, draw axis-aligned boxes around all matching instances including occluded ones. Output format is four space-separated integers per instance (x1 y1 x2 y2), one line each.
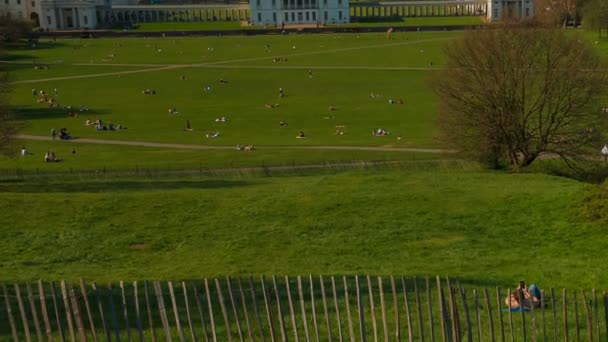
1 0 110 29
250 0 349 26
487 0 534 21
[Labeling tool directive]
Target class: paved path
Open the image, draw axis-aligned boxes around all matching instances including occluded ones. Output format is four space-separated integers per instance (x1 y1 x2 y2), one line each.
15 134 455 153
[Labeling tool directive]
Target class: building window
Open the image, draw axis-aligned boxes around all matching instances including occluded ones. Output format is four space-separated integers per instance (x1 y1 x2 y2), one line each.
257 13 261 21
256 0 260 6
324 10 327 20
31 0 35 6
312 11 315 20
323 0 326 5
338 0 341 4
4 0 8 4
311 0 315 6
18 11 22 17
47 15 51 24
493 8 498 17
525 8 529 16
84 15 88 24
272 0 275 6
291 12 294 21
338 10 342 19
305 11 309 20
285 12 288 21
283 0 287 6
16 0 20 4
273 12 276 21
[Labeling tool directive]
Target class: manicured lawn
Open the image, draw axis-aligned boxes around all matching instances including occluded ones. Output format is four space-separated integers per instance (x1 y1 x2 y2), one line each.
0 168 602 288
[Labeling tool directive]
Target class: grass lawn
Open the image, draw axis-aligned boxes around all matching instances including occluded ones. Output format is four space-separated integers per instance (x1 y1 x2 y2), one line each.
334 16 484 28
0 167 603 288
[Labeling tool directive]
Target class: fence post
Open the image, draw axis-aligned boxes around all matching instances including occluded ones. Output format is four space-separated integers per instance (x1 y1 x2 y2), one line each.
344 276 356 342
426 277 435 342
60 281 76 342
143 281 158 342
215 279 233 342
331 276 344 342
26 282 44 341
154 280 172 341
562 289 568 342
38 280 54 341
226 277 244 342
285 276 299 342
401 277 413 342
574 291 580 342
204 279 217 342
321 275 333 341
133 281 144 342
50 282 66 342
356 275 367 342
182 282 198 342
507 289 514 342
495 288 504 342
551 288 558 341
3 284 19 342
378 277 389 342
260 275 276 342
581 290 593 342
237 277 253 342
367 275 378 342
191 283 210 342
483 288 495 342
79 279 98 342
271 275 287 342
119 280 132 342
68 282 87 342
249 276 265 342
14 283 32 342
310 274 321 341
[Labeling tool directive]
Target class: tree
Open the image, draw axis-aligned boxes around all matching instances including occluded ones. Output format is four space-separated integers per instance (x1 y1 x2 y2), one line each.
581 0 608 39
535 0 578 27
434 23 608 171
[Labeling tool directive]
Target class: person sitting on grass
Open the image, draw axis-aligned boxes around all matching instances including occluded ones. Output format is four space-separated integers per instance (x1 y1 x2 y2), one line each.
279 121 288 127
296 131 306 139
59 128 72 140
206 132 221 138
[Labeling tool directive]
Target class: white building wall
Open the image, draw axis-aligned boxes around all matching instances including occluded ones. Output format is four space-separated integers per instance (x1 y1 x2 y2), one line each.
486 0 534 22
250 0 349 26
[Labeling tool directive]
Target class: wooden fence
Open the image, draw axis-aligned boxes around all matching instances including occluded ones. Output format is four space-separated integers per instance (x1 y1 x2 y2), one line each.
2 276 607 341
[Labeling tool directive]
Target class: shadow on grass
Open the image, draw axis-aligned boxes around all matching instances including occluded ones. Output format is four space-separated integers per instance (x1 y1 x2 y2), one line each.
0 179 251 193
13 106 112 120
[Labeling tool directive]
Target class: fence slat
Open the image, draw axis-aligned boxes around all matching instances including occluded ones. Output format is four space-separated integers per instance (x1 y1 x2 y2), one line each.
390 276 401 342
401 277 413 342
343 276 356 342
551 288 558 341
227 277 244 342
271 275 287 342
51 282 66 342
79 279 98 342
320 275 332 342
474 289 482 342
563 289 568 342
182 282 198 342
439 287 452 342
602 293 607 342
204 279 218 342
26 282 44 341
331 276 343 342
495 288 504 342
378 277 388 342
412 277 423 342
426 277 435 342
92 283 109 342
445 278 457 342
483 288 495 342
507 289 513 342
249 276 266 342
261 275 276 342
168 281 186 342
356 275 367 342
436 277 447 342
132 282 144 342
15 283 32 342
541 290 547 342
38 280 54 341
517 289 526 342
574 291 580 342
68 282 87 342
3 284 19 342
366 275 378 342
458 281 472 342
310 274 320 342
154 281 172 341
108 284 121 342
237 277 254 342
119 281 132 342
285 276 299 342
143 281 158 342
192 283 210 342
593 289 600 342
582 290 593 342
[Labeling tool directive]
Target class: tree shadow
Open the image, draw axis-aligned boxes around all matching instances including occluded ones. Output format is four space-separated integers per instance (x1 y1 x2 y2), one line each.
0 179 251 193
13 106 112 120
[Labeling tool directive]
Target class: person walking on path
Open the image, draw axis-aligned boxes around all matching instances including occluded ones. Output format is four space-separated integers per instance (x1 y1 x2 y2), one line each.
50 128 56 140
602 144 608 161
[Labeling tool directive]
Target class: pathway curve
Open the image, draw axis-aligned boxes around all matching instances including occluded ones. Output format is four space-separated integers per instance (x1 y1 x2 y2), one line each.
15 134 455 153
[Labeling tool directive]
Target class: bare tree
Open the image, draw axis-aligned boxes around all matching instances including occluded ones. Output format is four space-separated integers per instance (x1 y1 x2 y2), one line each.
434 23 608 171
581 0 608 39
535 0 578 26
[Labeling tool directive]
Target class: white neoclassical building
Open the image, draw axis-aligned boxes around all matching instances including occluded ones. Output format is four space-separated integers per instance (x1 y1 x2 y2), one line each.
250 0 349 26
0 0 110 29
487 0 534 21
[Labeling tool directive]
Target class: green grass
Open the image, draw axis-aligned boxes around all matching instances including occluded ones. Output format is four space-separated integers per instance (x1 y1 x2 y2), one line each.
126 21 245 32
335 16 484 27
0 167 603 288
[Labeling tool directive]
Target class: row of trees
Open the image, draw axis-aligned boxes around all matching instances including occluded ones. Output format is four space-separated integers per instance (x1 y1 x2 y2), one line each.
535 0 608 38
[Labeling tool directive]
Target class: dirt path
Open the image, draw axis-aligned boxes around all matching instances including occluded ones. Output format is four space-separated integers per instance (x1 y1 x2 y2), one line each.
15 134 455 153
11 65 183 84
